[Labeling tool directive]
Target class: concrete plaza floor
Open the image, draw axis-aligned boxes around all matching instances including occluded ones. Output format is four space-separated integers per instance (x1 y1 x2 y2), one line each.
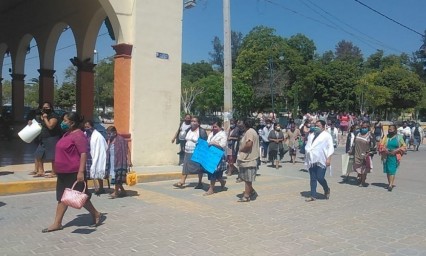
1 139 426 255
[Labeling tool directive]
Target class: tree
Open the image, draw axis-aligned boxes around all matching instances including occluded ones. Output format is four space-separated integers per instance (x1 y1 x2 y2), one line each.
286 33 316 63
55 83 76 110
209 31 243 71
1 80 12 104
377 66 425 109
25 78 39 108
181 79 204 114
335 40 363 64
94 58 114 112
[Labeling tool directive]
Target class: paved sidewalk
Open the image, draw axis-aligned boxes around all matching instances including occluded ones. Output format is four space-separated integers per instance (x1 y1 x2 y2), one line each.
1 144 426 255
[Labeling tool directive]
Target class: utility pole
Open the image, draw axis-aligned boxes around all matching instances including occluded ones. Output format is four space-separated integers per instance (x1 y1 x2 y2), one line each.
223 0 232 131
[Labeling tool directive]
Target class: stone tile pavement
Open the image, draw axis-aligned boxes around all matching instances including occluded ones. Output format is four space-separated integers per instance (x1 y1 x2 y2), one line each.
1 145 426 255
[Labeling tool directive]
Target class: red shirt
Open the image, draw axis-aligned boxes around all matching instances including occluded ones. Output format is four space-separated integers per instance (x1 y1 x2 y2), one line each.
54 130 88 173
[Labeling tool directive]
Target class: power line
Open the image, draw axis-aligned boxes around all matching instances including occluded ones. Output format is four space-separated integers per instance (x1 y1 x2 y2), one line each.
303 0 403 54
3 32 110 67
354 0 423 37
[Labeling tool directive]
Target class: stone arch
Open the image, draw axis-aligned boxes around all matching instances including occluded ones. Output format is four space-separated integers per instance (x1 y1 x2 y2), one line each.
42 22 72 70
80 7 108 61
14 34 36 75
97 0 127 44
0 43 8 78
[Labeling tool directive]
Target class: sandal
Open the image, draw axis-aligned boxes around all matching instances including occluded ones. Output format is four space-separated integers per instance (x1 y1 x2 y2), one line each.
220 180 227 189
108 194 118 199
305 197 316 202
41 225 63 233
90 213 104 227
237 196 251 202
28 171 37 175
173 182 185 188
44 173 57 178
203 191 214 196
33 173 44 178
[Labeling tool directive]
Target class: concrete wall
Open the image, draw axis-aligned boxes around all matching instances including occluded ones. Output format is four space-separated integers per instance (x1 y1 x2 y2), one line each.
130 1 183 166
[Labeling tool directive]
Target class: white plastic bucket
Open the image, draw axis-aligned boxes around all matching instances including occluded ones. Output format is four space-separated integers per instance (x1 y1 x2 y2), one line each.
18 119 42 143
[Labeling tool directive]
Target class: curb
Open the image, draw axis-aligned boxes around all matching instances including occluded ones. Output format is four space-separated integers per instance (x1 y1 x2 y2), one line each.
0 172 184 196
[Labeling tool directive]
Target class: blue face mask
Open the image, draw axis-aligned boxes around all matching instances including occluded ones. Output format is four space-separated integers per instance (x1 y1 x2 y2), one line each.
60 121 70 131
360 128 369 135
310 127 320 133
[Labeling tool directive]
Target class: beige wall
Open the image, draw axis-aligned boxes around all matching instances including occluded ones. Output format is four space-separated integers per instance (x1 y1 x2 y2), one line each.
130 1 183 166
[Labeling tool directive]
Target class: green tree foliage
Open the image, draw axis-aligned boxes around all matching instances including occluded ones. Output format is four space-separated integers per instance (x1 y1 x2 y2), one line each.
335 40 363 64
55 83 76 110
208 31 243 71
94 58 114 112
376 66 424 109
1 80 12 104
25 78 39 108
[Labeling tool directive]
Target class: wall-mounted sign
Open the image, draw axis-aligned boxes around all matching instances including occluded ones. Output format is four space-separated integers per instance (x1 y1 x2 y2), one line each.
156 52 169 60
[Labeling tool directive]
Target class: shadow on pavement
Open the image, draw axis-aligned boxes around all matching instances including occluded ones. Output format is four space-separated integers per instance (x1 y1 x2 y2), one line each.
0 202 6 207
0 171 14 176
371 182 388 189
124 190 140 197
64 213 107 228
300 191 327 200
71 228 97 234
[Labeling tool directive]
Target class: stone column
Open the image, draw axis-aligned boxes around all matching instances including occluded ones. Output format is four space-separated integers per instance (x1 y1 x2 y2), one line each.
38 69 55 105
70 57 95 121
11 74 25 122
112 43 133 134
0 77 3 112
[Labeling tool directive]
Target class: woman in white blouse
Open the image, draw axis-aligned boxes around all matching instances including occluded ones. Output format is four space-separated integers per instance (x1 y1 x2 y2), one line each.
204 119 228 196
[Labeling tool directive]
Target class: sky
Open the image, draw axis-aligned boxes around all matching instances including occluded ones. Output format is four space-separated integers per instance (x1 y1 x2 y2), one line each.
182 0 426 63
2 0 426 86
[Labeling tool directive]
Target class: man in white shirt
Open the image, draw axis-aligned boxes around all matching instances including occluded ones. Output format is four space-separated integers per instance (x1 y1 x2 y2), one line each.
397 122 412 148
304 120 334 202
327 122 339 148
260 119 273 162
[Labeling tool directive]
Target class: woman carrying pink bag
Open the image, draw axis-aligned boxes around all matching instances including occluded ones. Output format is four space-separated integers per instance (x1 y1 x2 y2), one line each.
42 112 103 233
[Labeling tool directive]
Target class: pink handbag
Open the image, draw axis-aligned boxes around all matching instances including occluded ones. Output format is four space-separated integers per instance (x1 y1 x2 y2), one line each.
61 181 89 209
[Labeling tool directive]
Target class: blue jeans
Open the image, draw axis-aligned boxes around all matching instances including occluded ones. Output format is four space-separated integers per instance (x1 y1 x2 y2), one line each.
261 142 269 158
309 165 329 198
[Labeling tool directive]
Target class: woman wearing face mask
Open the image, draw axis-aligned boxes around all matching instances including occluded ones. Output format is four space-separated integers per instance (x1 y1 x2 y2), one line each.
28 102 62 178
204 119 228 196
106 126 132 199
226 119 240 176
84 121 108 195
173 117 208 188
352 122 376 187
42 112 102 232
268 123 285 169
287 123 301 165
379 124 406 191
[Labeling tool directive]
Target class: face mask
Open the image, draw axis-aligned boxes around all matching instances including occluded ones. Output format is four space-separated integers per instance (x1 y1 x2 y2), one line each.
360 128 369 135
266 124 271 128
108 132 117 140
387 131 395 137
60 121 70 131
275 127 281 131
43 109 52 114
85 128 94 136
310 127 320 133
230 125 235 129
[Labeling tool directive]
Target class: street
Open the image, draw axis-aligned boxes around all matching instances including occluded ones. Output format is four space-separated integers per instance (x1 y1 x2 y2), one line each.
0 146 426 255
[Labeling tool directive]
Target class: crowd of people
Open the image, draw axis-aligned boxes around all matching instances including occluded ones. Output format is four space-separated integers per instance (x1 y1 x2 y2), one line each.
171 111 424 202
22 102 132 232
12 105 423 231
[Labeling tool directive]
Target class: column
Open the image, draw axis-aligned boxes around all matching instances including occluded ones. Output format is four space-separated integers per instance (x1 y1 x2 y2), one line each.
11 74 25 122
112 43 133 134
0 77 3 112
70 57 95 121
38 69 55 105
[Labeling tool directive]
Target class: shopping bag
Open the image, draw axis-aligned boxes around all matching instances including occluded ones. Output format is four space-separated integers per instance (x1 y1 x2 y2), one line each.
341 154 354 175
61 181 89 209
126 169 137 186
